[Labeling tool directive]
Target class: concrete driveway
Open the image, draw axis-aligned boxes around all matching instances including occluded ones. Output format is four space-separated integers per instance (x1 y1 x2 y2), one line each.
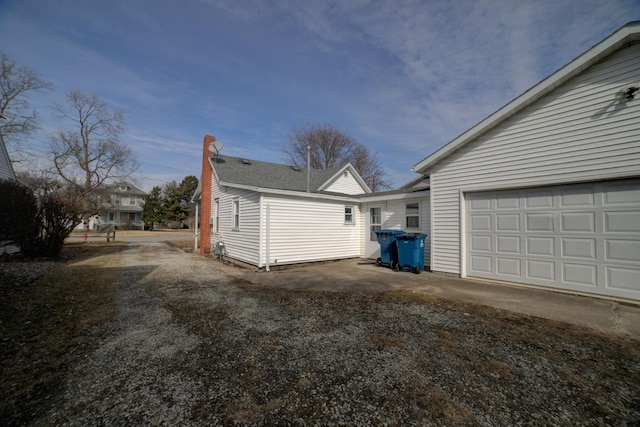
239 258 640 340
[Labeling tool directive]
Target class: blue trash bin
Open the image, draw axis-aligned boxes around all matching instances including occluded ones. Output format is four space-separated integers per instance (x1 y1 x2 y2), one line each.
374 229 405 268
396 234 426 274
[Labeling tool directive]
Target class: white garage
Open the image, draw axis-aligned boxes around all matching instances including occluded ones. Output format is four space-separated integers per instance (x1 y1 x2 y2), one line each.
466 179 640 300
410 22 640 301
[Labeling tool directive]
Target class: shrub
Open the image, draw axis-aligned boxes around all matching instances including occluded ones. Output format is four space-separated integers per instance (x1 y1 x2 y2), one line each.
0 179 38 248
0 179 84 258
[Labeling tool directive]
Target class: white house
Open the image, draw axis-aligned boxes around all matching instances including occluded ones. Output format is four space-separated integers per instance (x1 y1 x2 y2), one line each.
195 135 430 270
77 181 148 231
412 21 640 301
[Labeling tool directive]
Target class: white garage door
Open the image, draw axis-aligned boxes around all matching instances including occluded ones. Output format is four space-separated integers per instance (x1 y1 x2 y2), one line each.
466 179 640 301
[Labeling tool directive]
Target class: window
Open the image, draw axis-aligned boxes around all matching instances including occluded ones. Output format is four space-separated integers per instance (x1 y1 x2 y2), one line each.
213 198 219 232
232 198 240 229
129 196 136 206
128 212 136 221
344 206 354 224
406 202 419 228
108 213 114 221
114 195 120 205
370 207 381 241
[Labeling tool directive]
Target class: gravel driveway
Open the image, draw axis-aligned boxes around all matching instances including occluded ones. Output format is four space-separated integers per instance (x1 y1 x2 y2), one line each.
17 242 640 425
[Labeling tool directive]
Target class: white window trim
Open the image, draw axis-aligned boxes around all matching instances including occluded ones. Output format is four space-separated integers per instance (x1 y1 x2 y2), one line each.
232 197 240 230
213 198 220 233
344 205 355 224
406 202 420 229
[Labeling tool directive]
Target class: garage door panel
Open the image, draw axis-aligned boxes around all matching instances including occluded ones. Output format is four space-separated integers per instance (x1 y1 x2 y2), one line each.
561 212 595 232
560 188 595 207
471 235 492 252
496 193 519 209
562 238 596 259
496 214 520 231
469 196 491 210
562 263 597 287
496 236 521 254
496 258 521 276
526 213 554 231
526 237 555 256
470 255 492 273
527 260 555 281
470 214 491 231
466 178 640 301
607 266 640 291
526 191 554 208
605 211 640 232
605 240 640 262
603 182 640 205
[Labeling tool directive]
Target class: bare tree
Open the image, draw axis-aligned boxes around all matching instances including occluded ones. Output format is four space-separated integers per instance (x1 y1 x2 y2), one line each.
0 53 52 160
49 90 139 212
282 122 390 191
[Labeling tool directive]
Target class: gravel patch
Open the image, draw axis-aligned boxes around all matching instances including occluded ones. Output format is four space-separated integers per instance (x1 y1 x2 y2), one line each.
10 242 640 426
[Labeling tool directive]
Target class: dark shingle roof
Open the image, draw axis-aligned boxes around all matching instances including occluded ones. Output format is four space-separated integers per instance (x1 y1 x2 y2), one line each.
212 155 347 192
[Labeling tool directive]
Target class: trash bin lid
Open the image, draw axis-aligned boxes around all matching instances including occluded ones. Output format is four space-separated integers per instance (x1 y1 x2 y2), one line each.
397 233 426 240
375 229 405 236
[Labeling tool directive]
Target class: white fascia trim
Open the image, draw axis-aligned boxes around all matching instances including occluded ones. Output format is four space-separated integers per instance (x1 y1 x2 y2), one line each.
413 22 640 174
318 163 372 194
220 181 361 202
191 181 202 202
454 171 640 195
358 190 430 202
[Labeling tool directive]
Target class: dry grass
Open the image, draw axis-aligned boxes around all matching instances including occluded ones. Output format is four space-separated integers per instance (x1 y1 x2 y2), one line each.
2 243 640 426
0 243 124 425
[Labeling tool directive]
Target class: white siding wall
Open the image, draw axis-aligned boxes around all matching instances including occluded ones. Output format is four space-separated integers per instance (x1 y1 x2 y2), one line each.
260 195 361 267
431 43 640 274
360 197 431 266
385 198 431 267
211 180 261 265
324 171 366 194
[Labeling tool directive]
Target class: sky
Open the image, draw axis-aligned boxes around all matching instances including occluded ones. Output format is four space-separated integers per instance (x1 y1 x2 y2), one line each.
1 0 639 192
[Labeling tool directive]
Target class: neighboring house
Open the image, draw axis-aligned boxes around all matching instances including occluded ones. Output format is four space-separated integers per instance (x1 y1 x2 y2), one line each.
412 21 640 301
194 135 430 270
0 137 17 181
0 137 18 254
78 182 148 230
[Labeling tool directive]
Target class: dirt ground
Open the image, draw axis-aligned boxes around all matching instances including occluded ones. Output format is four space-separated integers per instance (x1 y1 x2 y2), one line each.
1 242 639 426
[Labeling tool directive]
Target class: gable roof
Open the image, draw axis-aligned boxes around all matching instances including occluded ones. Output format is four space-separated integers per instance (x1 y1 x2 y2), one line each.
210 155 370 194
413 21 640 174
108 181 148 196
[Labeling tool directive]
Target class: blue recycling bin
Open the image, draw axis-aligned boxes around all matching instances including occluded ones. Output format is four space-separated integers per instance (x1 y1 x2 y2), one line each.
396 234 426 274
375 229 405 268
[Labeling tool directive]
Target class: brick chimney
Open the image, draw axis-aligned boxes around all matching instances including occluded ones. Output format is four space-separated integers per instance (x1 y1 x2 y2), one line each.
199 135 215 256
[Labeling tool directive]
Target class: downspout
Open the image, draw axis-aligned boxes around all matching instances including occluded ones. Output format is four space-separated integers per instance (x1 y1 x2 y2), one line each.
306 145 310 192
265 203 270 272
193 202 199 253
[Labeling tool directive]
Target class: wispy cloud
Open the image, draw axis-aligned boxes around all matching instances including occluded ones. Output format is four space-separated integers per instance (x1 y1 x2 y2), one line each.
1 0 638 189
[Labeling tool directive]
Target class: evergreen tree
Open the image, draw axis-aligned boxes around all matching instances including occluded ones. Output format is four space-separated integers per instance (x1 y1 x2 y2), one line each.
141 186 164 230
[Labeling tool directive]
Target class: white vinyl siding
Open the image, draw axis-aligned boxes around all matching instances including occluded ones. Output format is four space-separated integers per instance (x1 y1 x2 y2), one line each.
430 43 640 275
212 187 261 266
260 195 362 267
385 198 431 268
323 170 367 195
